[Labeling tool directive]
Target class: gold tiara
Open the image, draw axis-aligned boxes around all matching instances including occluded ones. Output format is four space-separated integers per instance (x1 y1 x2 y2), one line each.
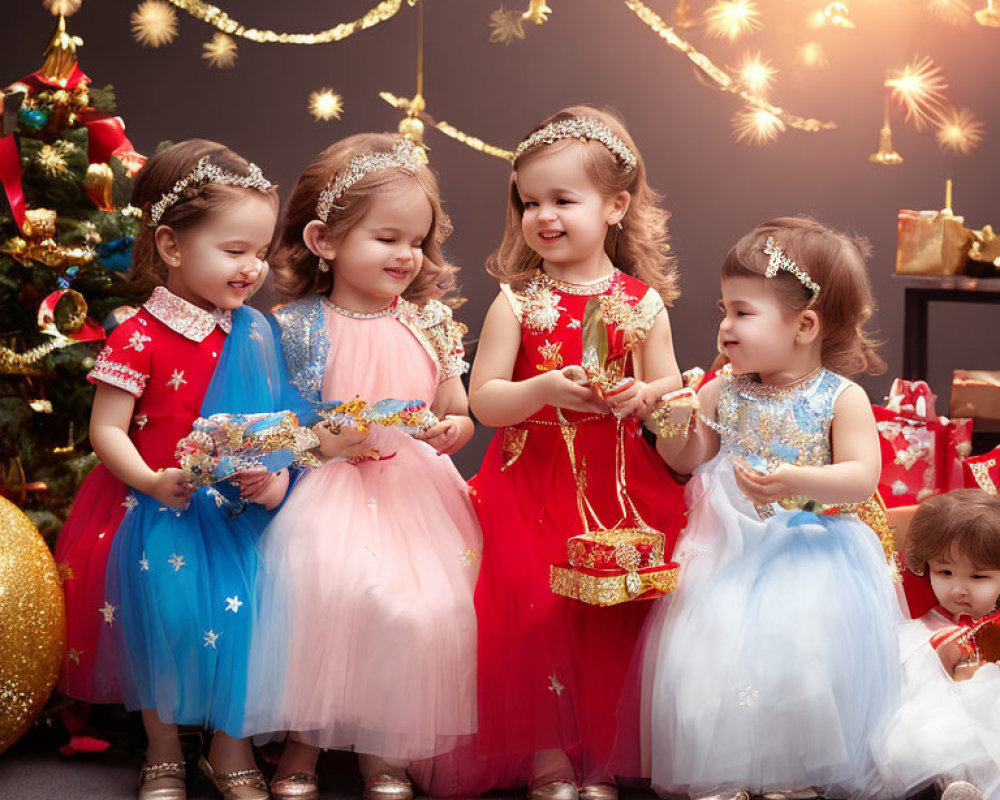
316 138 425 224
763 236 821 300
149 156 272 225
513 117 637 172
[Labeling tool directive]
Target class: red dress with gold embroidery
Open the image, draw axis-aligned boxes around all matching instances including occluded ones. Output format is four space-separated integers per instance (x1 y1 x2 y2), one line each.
470 269 686 785
54 287 229 703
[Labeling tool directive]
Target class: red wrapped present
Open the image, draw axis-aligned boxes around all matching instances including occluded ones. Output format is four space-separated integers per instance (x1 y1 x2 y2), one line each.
873 379 973 507
963 446 1000 495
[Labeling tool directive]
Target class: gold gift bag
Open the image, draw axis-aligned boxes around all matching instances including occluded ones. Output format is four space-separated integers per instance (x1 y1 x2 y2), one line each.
896 180 971 276
951 370 1000 423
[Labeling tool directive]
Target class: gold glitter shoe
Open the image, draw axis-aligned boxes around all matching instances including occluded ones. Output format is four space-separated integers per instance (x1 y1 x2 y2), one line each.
363 773 415 800
579 783 617 800
528 780 579 800
942 782 983 800
198 755 269 800
270 772 319 800
137 761 187 800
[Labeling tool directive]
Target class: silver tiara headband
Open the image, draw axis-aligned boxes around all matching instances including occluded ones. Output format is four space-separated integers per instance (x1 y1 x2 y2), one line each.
316 138 425 224
513 118 637 172
763 236 822 300
149 156 272 225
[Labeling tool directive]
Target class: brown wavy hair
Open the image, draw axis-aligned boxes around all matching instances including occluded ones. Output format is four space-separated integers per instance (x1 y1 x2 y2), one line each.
270 132 459 306
906 489 1000 573
487 105 679 304
721 216 886 377
128 139 279 299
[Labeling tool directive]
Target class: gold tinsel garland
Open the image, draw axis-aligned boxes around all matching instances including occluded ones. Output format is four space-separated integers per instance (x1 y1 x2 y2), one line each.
379 92 514 162
623 0 836 137
164 0 404 44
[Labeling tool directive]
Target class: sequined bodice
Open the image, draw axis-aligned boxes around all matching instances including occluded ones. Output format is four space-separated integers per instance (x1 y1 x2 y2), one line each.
716 369 849 474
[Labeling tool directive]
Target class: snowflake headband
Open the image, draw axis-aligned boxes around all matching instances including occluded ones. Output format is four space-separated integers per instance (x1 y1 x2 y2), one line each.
513 118 637 172
149 156 273 225
763 236 821 301
316 138 425 224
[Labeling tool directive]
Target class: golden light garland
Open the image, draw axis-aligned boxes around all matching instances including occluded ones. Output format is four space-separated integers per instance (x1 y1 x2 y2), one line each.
736 52 777 95
131 0 179 47
163 0 404 44
379 92 514 162
929 0 973 25
624 0 836 142
821 1 854 29
0 337 73 376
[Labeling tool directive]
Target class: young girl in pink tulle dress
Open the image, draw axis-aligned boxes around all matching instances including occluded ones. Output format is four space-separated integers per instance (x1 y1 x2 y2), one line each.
242 134 480 800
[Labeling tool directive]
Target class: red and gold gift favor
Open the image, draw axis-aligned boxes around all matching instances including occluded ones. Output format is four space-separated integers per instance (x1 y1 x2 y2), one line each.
874 379 973 507
963 446 1000 495
951 370 1000 423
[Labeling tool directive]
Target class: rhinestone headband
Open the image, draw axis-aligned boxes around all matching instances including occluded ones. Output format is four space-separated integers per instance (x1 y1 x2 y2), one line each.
316 138 424 224
513 118 637 172
149 156 272 225
763 236 821 301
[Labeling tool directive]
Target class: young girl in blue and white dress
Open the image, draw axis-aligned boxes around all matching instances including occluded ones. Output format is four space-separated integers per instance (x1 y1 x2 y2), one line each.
643 217 902 800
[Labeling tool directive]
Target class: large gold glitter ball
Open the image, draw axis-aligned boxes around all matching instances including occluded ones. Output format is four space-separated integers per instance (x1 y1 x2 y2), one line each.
0 497 65 754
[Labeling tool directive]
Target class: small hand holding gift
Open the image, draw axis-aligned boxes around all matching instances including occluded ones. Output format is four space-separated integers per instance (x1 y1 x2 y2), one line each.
175 410 322 489
307 397 440 463
645 387 699 440
930 604 1000 681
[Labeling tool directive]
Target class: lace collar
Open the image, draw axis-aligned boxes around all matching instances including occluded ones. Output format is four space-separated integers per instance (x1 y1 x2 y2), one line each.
144 286 233 342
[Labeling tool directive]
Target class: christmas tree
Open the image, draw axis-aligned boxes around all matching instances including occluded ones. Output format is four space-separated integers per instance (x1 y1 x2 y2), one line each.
0 9 145 540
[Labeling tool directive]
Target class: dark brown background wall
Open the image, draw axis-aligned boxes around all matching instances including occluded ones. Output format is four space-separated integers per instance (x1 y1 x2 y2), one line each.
4 0 999 475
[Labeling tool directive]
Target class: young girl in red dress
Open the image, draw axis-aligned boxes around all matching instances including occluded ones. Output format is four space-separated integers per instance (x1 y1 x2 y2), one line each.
466 106 687 800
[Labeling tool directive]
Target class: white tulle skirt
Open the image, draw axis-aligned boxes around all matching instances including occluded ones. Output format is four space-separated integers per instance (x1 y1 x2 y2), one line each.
870 617 1000 800
639 454 902 798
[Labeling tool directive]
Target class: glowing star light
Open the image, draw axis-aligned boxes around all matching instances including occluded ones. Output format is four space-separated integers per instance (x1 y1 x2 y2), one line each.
796 41 828 68
44 0 82 15
733 108 785 144
936 108 985 154
131 0 179 48
929 0 973 25
822 1 854 28
886 56 949 130
736 53 777 94
308 89 344 122
705 0 763 40
202 32 238 68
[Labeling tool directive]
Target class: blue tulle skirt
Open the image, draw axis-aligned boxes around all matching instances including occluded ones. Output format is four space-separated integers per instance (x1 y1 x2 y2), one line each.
107 487 270 735
105 305 284 736
640 454 902 798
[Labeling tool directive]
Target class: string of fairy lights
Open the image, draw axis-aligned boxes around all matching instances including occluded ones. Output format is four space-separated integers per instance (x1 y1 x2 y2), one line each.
39 0 999 164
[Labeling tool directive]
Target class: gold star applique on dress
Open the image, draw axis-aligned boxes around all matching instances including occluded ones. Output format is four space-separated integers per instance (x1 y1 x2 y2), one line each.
99 601 117 625
166 369 187 391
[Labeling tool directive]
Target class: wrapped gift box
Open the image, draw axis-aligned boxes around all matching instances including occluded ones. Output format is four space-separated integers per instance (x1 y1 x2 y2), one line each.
951 370 1000 423
550 559 679 607
874 379 973 507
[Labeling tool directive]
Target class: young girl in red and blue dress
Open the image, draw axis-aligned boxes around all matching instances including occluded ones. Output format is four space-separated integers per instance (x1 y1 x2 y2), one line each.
457 105 687 800
55 139 286 800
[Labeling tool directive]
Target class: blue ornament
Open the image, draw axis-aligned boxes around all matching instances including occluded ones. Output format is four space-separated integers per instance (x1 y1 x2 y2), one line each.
57 277 71 290
96 237 134 272
19 107 49 131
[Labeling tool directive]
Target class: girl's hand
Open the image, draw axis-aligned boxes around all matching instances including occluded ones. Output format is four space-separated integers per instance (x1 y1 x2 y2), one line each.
232 468 289 510
417 415 474 455
733 462 805 506
311 421 371 461
147 467 195 509
605 380 659 421
539 368 609 415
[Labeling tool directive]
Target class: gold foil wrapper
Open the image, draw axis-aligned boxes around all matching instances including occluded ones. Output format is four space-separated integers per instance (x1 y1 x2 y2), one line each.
896 208 971 276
